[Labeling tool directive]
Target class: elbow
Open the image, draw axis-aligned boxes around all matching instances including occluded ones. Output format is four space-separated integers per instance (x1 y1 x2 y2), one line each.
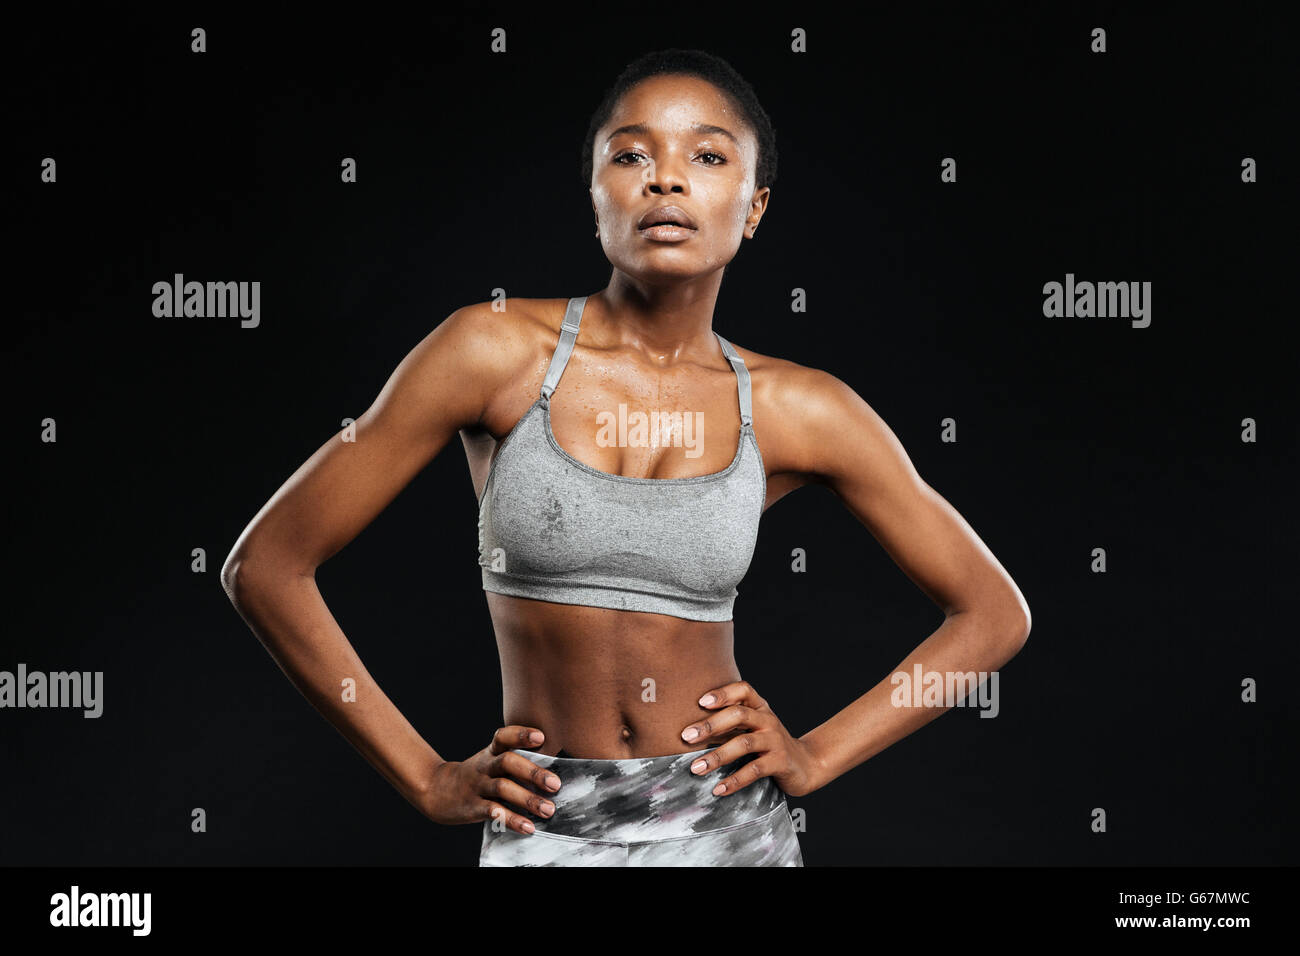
1001 597 1031 656
221 543 315 611
966 587 1030 659
221 546 275 610
220 549 250 608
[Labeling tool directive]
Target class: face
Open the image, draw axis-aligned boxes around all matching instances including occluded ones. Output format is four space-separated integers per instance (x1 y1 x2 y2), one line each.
590 74 769 282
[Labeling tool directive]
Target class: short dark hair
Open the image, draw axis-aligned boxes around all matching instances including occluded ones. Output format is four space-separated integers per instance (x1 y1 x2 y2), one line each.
580 48 778 191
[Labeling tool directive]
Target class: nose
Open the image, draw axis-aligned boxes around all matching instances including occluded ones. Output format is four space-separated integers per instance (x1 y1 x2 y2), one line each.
642 155 689 195
647 178 685 195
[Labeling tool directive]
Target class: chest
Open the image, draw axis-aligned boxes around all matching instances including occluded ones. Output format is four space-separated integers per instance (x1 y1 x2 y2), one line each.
478 403 766 593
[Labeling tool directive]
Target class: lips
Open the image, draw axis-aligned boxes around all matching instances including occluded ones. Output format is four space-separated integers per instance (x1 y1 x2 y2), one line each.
637 205 697 230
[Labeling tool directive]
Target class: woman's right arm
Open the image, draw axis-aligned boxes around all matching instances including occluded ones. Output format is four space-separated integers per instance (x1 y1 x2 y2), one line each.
220 303 561 834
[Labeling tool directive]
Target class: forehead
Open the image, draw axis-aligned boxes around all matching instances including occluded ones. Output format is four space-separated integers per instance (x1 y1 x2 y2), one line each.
604 74 750 142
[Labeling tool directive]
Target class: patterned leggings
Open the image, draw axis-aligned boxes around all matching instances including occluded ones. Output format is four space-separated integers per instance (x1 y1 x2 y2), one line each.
478 746 804 866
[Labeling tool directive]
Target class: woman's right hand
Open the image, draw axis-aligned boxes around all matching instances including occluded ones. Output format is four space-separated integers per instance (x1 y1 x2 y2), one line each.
419 726 562 834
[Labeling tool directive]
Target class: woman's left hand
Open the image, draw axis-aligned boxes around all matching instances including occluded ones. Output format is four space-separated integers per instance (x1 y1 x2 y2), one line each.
680 680 822 798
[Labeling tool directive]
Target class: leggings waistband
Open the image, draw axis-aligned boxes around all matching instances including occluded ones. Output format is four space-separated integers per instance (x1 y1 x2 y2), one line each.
506 746 787 842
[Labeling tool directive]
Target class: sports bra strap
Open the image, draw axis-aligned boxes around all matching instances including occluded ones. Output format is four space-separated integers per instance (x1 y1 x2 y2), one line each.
540 296 587 400
714 332 753 428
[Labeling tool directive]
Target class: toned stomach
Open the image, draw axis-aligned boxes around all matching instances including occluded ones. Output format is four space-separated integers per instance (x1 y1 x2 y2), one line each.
486 592 743 759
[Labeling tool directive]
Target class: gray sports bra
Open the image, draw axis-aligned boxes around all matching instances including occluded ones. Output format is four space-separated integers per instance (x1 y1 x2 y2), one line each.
476 296 766 622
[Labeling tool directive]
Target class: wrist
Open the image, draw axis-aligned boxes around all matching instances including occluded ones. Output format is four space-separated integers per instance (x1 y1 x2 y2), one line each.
797 730 834 793
403 751 448 804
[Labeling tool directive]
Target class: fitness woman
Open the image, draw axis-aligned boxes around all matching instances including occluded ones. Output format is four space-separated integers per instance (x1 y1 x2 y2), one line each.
221 48 1031 866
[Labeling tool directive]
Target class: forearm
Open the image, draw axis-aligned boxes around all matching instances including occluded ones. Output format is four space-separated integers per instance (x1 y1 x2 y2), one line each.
799 609 1027 792
222 560 445 811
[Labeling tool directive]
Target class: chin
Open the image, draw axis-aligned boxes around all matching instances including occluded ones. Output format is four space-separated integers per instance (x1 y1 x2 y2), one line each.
622 257 708 280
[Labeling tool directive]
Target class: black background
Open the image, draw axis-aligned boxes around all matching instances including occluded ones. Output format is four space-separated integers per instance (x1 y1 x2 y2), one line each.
5 3 1294 868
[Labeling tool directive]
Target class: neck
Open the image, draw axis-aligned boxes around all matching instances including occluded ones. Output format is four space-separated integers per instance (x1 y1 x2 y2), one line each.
592 272 724 364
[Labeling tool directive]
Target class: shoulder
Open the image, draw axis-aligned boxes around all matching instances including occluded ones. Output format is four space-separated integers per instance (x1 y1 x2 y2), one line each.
425 296 571 379
725 338 864 429
372 297 568 430
726 338 898 483
438 296 568 354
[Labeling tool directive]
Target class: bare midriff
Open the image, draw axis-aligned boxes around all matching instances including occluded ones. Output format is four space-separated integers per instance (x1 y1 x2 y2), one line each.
486 590 744 759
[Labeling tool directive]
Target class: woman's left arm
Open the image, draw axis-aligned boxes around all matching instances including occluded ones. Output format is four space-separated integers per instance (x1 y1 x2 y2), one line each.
682 366 1031 798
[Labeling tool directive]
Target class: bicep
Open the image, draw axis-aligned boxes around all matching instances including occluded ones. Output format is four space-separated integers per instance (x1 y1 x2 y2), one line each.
798 372 1027 625
225 305 502 577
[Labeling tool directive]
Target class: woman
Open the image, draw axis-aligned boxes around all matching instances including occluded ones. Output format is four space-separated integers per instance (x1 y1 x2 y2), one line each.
221 48 1031 867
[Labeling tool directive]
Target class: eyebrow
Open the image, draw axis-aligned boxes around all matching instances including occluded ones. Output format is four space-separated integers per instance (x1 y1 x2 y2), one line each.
604 122 739 146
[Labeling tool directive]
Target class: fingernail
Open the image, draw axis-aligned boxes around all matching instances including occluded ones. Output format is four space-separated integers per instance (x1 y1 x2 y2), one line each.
682 727 698 741
712 783 726 796
691 759 707 774
699 694 715 706
541 802 554 817
529 731 543 744
546 775 561 791
522 821 535 833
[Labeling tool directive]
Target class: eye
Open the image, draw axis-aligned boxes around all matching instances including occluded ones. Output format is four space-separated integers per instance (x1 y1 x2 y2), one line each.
612 150 727 166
